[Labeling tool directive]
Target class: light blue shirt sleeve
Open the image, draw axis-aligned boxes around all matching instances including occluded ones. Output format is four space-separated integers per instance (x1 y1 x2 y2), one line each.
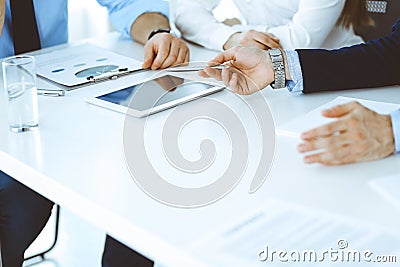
97 0 170 39
390 109 400 153
0 0 69 59
284 50 304 94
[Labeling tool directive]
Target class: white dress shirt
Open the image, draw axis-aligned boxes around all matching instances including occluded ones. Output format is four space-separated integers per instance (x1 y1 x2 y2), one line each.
172 0 364 51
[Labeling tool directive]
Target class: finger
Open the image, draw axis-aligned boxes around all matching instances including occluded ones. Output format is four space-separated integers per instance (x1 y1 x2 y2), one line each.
239 32 269 49
221 68 232 87
152 41 171 70
198 69 209 78
322 101 361 118
242 39 269 50
142 43 156 69
176 46 188 65
303 146 353 165
159 41 179 69
253 32 281 49
303 151 327 164
297 133 350 153
184 48 190 63
203 66 222 81
301 120 348 140
269 35 280 42
208 49 237 66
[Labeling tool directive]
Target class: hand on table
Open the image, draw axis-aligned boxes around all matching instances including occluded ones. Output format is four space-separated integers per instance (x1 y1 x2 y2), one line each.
199 46 275 95
298 102 395 165
143 33 190 70
223 30 281 50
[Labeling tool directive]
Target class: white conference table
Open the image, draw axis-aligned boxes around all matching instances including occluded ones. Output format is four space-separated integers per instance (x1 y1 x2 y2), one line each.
1 32 400 266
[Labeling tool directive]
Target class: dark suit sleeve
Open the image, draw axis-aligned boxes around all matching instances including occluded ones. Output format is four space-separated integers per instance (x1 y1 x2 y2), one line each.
296 19 400 94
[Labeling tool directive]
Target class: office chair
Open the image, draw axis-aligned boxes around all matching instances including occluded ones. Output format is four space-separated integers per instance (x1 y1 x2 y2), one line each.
355 0 400 41
24 205 61 262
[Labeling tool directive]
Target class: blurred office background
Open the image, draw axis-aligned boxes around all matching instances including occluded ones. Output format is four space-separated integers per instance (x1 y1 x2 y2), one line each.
67 0 240 42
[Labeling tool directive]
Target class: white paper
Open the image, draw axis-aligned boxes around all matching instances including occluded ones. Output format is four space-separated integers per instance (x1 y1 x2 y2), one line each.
33 44 142 87
369 175 400 210
276 96 400 138
188 198 400 266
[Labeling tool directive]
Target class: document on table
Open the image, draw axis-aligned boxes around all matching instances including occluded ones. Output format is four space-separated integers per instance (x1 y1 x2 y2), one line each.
33 43 142 88
276 96 400 138
369 175 400 210
188 198 400 267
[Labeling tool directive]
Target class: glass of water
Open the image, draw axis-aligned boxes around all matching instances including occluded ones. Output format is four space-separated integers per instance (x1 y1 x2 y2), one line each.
2 56 39 133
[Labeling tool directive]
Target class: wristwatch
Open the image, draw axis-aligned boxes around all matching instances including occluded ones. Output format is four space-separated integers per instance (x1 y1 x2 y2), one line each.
268 49 286 89
147 28 171 40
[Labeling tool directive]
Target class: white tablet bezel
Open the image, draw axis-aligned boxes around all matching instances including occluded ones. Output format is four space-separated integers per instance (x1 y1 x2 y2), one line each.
86 74 224 118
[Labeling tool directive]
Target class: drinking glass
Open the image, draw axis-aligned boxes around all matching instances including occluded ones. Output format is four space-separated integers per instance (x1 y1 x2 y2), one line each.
2 56 39 132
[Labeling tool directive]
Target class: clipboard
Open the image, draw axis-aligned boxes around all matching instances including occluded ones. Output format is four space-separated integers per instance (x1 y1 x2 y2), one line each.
33 43 143 90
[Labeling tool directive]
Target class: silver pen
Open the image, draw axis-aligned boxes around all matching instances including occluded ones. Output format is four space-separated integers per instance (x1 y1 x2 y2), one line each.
167 64 229 72
37 88 66 97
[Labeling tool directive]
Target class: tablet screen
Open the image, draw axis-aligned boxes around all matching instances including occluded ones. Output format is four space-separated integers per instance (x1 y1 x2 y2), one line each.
96 75 215 112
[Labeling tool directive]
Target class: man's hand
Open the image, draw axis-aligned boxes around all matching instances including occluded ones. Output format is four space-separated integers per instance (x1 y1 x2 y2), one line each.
298 102 395 165
0 0 5 36
143 33 190 70
130 12 190 70
223 30 281 50
199 46 275 95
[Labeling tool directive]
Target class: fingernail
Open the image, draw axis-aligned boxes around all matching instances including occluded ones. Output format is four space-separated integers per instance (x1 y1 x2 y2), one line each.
297 144 305 152
304 157 312 164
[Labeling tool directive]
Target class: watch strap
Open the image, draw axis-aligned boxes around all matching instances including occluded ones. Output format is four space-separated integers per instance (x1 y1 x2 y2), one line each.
268 49 286 89
148 28 171 40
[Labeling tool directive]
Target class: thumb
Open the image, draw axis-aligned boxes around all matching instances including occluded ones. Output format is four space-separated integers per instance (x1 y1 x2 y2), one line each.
322 101 360 118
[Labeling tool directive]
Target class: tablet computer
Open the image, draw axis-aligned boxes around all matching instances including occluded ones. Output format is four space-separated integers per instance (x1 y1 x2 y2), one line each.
87 74 224 117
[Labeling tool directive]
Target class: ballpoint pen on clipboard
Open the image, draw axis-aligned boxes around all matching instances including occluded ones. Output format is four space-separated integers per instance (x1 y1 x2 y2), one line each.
86 67 147 83
37 88 66 97
85 64 228 83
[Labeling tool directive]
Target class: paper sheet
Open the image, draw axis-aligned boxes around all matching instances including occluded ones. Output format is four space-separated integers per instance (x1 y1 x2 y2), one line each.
276 96 400 138
33 43 142 88
369 175 400 210
188 198 400 267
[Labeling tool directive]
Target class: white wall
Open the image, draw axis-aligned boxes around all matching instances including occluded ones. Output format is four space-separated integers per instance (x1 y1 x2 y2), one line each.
214 0 241 21
68 0 112 43
67 0 240 42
